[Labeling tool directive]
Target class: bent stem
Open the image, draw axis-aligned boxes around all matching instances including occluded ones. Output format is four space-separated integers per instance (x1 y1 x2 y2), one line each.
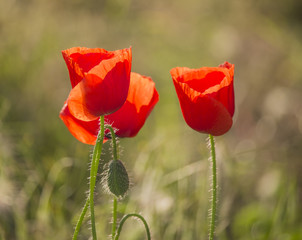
89 116 105 240
105 125 119 161
208 134 217 240
114 213 151 240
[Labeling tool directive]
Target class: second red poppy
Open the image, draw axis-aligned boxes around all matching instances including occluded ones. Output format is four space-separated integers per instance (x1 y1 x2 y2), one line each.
170 62 235 136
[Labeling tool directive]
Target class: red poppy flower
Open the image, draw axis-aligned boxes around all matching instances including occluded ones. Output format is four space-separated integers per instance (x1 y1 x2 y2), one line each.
60 72 159 145
170 62 234 136
62 47 132 121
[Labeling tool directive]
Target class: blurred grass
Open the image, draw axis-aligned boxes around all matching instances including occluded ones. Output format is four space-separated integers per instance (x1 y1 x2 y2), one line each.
1 0 302 239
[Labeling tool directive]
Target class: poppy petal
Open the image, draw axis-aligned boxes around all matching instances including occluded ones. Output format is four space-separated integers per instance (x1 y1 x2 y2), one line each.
67 48 132 121
172 80 232 135
105 72 159 137
59 102 103 145
62 47 114 88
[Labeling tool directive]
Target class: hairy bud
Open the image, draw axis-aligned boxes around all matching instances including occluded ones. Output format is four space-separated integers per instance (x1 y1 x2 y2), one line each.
107 160 129 197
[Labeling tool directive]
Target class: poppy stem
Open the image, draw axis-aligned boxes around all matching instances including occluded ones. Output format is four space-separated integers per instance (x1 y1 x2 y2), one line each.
105 125 119 161
113 213 151 240
112 197 118 239
208 134 217 240
72 196 89 240
105 125 119 239
89 116 105 240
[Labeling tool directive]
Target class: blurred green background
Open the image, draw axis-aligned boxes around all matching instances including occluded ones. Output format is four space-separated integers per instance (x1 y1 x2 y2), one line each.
1 0 302 239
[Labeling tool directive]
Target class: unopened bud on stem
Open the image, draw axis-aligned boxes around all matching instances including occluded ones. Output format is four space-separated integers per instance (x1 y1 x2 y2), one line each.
107 160 129 198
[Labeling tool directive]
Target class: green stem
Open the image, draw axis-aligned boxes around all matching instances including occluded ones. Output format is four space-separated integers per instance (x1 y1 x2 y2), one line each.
208 134 217 240
114 213 151 240
105 125 119 239
72 197 89 240
112 197 118 239
89 116 105 240
105 125 119 161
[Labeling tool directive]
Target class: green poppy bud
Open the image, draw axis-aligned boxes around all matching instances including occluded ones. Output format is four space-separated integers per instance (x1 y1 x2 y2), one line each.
107 160 129 198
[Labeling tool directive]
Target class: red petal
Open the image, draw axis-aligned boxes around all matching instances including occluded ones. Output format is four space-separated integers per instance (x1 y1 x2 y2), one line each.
59 102 101 145
62 47 114 88
67 48 132 121
105 72 159 137
172 80 232 135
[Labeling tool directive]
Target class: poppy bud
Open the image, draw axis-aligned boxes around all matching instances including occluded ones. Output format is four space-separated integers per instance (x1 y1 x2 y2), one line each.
106 160 129 198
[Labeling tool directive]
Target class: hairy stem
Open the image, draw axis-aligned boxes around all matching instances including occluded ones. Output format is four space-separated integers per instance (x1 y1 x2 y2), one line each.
208 134 217 240
105 125 119 161
72 197 89 240
112 197 118 239
89 116 105 240
114 213 151 240
105 125 120 239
